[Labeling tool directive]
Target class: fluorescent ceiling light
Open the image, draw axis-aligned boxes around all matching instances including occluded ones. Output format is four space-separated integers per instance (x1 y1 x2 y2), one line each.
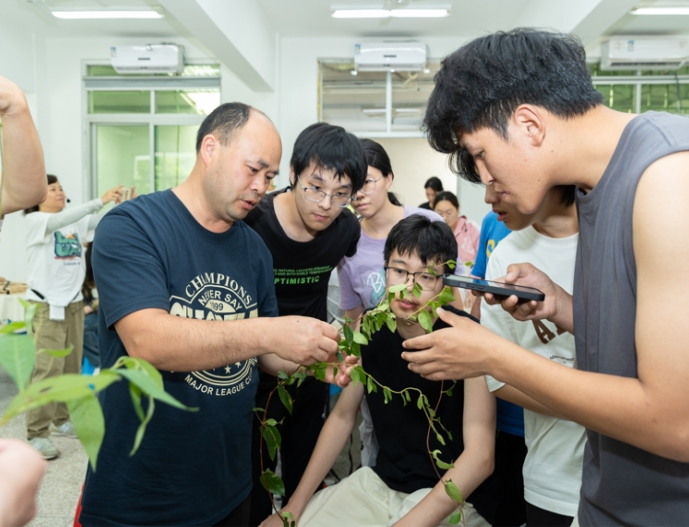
332 8 449 19
52 10 163 19
332 9 390 18
631 7 689 15
390 9 449 18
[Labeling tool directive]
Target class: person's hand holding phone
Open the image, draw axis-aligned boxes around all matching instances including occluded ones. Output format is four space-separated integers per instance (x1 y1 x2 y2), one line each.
484 263 573 332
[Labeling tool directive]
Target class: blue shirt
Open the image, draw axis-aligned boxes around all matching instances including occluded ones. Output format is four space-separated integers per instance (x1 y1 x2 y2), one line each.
471 211 512 281
473 212 523 437
80 190 278 526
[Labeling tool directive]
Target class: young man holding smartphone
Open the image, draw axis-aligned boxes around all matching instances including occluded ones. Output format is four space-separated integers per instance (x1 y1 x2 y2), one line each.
404 29 689 525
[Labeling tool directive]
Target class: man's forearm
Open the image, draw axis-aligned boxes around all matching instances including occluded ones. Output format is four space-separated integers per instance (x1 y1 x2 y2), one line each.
490 340 689 461
1 101 46 215
116 309 281 371
494 384 561 418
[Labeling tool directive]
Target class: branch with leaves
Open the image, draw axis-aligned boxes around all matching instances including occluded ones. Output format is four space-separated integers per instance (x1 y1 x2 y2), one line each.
0 299 194 469
256 262 470 527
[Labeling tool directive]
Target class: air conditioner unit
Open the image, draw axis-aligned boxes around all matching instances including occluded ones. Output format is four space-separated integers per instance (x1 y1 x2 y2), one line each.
601 37 689 71
354 41 428 72
110 44 185 74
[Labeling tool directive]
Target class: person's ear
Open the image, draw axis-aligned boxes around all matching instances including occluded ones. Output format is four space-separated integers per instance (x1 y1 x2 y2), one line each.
384 173 394 191
512 105 546 147
200 134 219 167
289 168 296 187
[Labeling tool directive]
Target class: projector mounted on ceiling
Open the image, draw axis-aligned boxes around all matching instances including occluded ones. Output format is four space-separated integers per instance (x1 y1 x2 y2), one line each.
110 44 185 74
601 37 689 71
354 41 428 72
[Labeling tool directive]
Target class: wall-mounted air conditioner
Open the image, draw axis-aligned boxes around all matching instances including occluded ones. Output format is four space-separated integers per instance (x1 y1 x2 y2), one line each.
601 37 689 71
110 44 185 74
354 41 428 72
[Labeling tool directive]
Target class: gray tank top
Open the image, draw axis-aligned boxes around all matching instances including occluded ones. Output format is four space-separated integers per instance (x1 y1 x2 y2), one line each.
574 112 689 525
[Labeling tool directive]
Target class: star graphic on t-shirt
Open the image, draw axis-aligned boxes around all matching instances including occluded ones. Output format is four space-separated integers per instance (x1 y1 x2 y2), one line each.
225 365 231 374
235 362 242 367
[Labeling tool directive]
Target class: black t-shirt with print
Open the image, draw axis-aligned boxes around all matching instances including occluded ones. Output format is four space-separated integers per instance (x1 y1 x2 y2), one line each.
244 188 360 321
362 306 498 523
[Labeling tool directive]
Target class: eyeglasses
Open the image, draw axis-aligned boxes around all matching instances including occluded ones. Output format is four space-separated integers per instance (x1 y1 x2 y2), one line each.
384 267 441 291
435 209 456 220
356 175 384 197
297 176 352 208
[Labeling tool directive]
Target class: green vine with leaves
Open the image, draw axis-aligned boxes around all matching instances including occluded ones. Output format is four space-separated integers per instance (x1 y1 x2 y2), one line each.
0 299 193 469
256 262 469 527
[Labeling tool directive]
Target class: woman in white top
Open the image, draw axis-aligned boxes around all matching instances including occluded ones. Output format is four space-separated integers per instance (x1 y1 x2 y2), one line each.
24 174 121 460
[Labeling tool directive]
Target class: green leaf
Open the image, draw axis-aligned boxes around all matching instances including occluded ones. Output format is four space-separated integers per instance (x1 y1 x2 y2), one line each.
0 321 26 334
253 407 265 414
444 480 464 504
277 370 289 380
119 357 164 390
343 324 354 346
20 300 37 334
446 260 456 270
412 283 422 299
2 372 121 422
116 369 195 412
350 342 360 358
265 418 278 427
130 395 155 456
0 334 35 390
387 283 407 294
42 345 73 358
383 387 392 404
404 390 411 402
350 367 361 386
262 424 282 461
438 287 456 306
418 310 433 333
277 385 293 415
417 394 424 409
67 393 105 471
436 432 446 446
366 375 378 393
352 331 368 345
128 383 145 421
384 315 397 334
431 449 455 470
449 510 462 525
445 383 454 397
335 350 343 362
281 511 296 527
312 363 326 382
260 468 285 497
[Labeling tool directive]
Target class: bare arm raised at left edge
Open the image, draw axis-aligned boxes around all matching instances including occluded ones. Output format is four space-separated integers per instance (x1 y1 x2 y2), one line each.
0 76 46 215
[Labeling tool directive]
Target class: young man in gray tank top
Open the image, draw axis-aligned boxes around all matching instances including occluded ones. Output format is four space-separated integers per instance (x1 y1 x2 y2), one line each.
401 29 689 526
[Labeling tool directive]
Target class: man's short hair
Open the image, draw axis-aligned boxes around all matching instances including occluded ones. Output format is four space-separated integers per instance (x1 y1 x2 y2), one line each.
423 28 604 183
195 102 267 153
384 214 458 274
290 123 367 193
424 177 444 192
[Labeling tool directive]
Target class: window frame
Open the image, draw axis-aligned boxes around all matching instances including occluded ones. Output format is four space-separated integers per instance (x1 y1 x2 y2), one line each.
82 59 221 199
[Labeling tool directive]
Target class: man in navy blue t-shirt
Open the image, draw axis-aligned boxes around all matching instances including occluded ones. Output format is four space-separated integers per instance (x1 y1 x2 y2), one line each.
80 103 344 527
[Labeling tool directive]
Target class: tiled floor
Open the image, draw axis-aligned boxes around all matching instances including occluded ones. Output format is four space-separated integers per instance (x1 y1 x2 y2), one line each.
0 368 362 527
0 368 87 527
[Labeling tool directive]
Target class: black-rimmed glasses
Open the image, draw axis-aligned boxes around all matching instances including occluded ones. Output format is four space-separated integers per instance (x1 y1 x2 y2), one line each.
384 267 440 291
297 176 352 208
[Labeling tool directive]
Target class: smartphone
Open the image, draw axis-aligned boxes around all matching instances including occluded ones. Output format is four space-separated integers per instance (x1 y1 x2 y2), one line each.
443 274 545 302
121 187 134 202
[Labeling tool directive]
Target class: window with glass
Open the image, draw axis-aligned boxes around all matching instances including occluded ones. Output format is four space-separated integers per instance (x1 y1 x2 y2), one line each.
85 63 221 197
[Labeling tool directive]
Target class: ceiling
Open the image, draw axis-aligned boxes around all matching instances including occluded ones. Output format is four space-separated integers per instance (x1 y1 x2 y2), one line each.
4 0 689 45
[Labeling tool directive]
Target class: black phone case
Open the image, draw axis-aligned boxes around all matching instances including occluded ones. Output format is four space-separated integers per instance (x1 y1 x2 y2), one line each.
443 274 545 302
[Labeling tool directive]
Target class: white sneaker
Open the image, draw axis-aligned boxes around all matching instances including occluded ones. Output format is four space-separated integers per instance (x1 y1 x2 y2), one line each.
29 437 60 460
50 421 78 439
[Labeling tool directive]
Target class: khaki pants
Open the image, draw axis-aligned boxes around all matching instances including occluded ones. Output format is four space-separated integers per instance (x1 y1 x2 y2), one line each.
299 467 491 527
26 301 84 439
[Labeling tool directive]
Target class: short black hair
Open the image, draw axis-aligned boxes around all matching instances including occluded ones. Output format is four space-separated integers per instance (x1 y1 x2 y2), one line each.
433 191 459 210
290 123 367 193
424 28 604 183
24 174 58 214
384 214 457 274
424 177 444 192
195 102 268 153
360 138 393 179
